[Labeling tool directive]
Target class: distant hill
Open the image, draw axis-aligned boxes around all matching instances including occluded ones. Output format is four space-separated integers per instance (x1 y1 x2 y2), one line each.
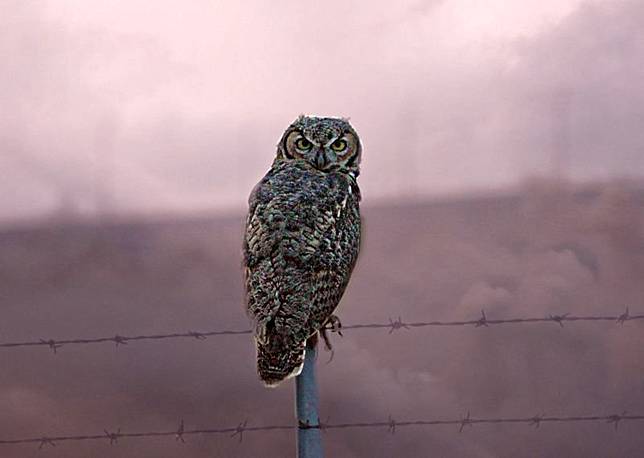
1 179 643 458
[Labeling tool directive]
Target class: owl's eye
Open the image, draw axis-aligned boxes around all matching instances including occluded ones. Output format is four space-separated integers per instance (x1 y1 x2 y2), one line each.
331 139 348 152
295 138 312 151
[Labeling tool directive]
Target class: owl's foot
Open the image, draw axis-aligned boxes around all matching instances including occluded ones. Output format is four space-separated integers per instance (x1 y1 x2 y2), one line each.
320 328 333 351
319 329 335 364
325 348 335 365
320 314 342 356
323 314 343 336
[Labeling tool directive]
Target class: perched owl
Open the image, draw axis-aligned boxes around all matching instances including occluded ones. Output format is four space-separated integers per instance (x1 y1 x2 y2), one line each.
243 116 362 387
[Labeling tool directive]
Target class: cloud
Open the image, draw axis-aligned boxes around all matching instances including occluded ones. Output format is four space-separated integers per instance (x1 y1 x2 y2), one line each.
4 0 642 224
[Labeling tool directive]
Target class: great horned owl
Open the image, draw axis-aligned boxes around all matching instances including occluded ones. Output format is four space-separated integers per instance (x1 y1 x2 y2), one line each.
243 116 362 387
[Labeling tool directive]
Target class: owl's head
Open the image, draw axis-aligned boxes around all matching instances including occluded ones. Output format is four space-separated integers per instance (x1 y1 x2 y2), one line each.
276 116 362 176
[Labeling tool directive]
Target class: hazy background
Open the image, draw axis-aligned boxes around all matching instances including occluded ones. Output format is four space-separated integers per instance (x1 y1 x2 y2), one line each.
1 0 644 456
2 0 644 223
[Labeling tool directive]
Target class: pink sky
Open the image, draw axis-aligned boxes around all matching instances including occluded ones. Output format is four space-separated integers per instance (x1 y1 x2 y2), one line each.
2 0 642 223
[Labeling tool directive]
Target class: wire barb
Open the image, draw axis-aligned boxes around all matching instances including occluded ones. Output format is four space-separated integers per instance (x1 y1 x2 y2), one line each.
175 419 185 443
38 437 56 449
230 420 247 443
387 316 410 334
459 411 473 433
548 313 570 328
40 339 62 354
529 413 545 429
616 307 630 325
387 415 397 434
104 428 121 445
607 411 627 430
475 310 489 328
112 335 128 347
188 331 207 340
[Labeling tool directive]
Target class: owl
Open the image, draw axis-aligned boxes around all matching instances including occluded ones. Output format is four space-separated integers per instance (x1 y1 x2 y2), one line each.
243 115 362 387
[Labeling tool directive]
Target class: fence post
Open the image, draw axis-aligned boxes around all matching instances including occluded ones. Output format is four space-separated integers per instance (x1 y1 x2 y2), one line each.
295 338 323 458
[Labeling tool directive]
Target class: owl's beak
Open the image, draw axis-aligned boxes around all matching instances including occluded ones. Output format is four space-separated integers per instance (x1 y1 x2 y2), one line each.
314 149 328 169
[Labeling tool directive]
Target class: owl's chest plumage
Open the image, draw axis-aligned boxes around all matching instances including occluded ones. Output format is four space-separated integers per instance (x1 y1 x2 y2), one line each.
243 160 361 340
244 160 360 271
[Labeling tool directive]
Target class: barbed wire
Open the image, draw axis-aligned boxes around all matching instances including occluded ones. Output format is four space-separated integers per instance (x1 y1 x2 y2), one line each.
2 412 642 449
346 307 642 331
0 307 640 353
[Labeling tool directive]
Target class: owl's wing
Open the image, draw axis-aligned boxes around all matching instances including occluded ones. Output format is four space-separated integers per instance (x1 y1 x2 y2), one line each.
304 191 361 334
243 181 281 332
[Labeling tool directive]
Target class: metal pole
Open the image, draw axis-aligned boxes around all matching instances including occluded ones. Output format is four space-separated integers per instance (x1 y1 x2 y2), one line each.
295 338 323 458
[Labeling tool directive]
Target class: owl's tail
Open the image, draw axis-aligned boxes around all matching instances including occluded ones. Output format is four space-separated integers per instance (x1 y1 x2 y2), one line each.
255 337 306 387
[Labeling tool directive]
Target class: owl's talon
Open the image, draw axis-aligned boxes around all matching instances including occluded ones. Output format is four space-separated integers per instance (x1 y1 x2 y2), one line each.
321 315 342 349
320 328 336 352
324 315 343 335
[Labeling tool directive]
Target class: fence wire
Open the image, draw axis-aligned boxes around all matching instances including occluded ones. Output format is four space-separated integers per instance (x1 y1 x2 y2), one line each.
0 308 640 353
2 412 642 449
1 308 642 451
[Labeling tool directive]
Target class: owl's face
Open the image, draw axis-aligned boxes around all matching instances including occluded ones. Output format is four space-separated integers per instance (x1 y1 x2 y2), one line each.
276 116 361 176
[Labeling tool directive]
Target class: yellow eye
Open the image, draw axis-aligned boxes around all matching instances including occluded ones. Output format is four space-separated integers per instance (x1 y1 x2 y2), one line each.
295 138 312 150
331 139 348 152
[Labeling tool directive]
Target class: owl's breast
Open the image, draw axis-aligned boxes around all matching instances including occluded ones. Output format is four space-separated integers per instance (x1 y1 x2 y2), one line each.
244 162 359 270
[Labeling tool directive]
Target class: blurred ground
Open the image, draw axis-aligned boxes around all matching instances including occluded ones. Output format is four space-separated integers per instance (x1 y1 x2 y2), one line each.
1 179 644 457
